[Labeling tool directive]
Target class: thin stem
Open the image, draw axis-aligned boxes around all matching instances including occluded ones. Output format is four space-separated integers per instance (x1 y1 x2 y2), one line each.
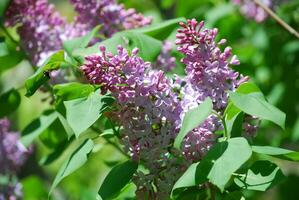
0 25 18 44
253 0 299 39
212 110 229 139
222 116 229 139
0 24 36 69
90 126 129 158
232 172 246 177
105 137 130 158
206 182 216 200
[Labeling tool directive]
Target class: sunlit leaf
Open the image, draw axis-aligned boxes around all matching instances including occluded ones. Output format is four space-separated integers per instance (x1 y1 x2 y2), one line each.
173 137 252 193
21 110 58 147
252 146 299 162
25 50 65 97
136 18 185 40
0 88 20 117
98 160 138 200
229 92 285 129
174 97 212 149
63 25 101 61
73 31 162 62
64 90 114 137
49 139 94 194
0 0 10 22
208 138 252 191
234 160 285 191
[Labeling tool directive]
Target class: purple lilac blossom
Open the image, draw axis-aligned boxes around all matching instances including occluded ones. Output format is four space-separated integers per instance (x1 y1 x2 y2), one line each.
69 0 152 38
0 179 22 200
175 19 250 161
0 118 30 173
0 118 30 200
243 115 259 137
81 19 256 198
153 41 176 72
81 46 187 198
176 19 243 110
5 0 66 66
232 0 272 22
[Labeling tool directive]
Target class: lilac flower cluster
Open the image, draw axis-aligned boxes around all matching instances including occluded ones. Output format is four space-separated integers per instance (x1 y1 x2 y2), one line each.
5 0 151 67
81 19 254 198
243 115 259 137
69 0 152 38
0 118 30 199
232 0 272 22
0 180 22 200
153 41 176 72
5 0 66 66
176 19 242 110
82 46 187 197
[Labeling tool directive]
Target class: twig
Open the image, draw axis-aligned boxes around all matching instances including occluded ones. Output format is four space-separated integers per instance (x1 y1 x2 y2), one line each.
206 182 216 200
90 126 129 158
212 110 229 139
0 24 18 44
0 25 36 69
253 0 299 39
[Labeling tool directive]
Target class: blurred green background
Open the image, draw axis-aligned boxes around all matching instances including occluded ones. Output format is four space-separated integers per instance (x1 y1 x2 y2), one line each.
1 0 299 199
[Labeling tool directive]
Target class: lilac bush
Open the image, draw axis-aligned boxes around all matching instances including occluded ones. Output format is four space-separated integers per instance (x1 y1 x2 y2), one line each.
2 0 295 199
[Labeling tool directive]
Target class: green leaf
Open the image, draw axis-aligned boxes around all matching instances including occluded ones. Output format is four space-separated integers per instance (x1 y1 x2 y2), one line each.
53 82 95 115
206 3 234 26
54 82 94 102
235 82 262 95
25 50 65 97
57 113 75 138
172 163 197 196
173 138 252 193
229 92 286 129
100 128 116 139
136 18 185 40
64 90 113 137
0 88 20 117
224 102 241 136
223 191 244 200
113 183 136 200
22 176 48 200
73 31 162 62
49 139 94 194
234 160 285 191
174 97 212 149
224 82 263 136
38 118 69 149
98 160 138 200
0 0 10 22
0 37 25 74
174 187 208 200
39 139 71 165
252 146 299 161
21 110 58 147
208 138 252 191
63 25 101 57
